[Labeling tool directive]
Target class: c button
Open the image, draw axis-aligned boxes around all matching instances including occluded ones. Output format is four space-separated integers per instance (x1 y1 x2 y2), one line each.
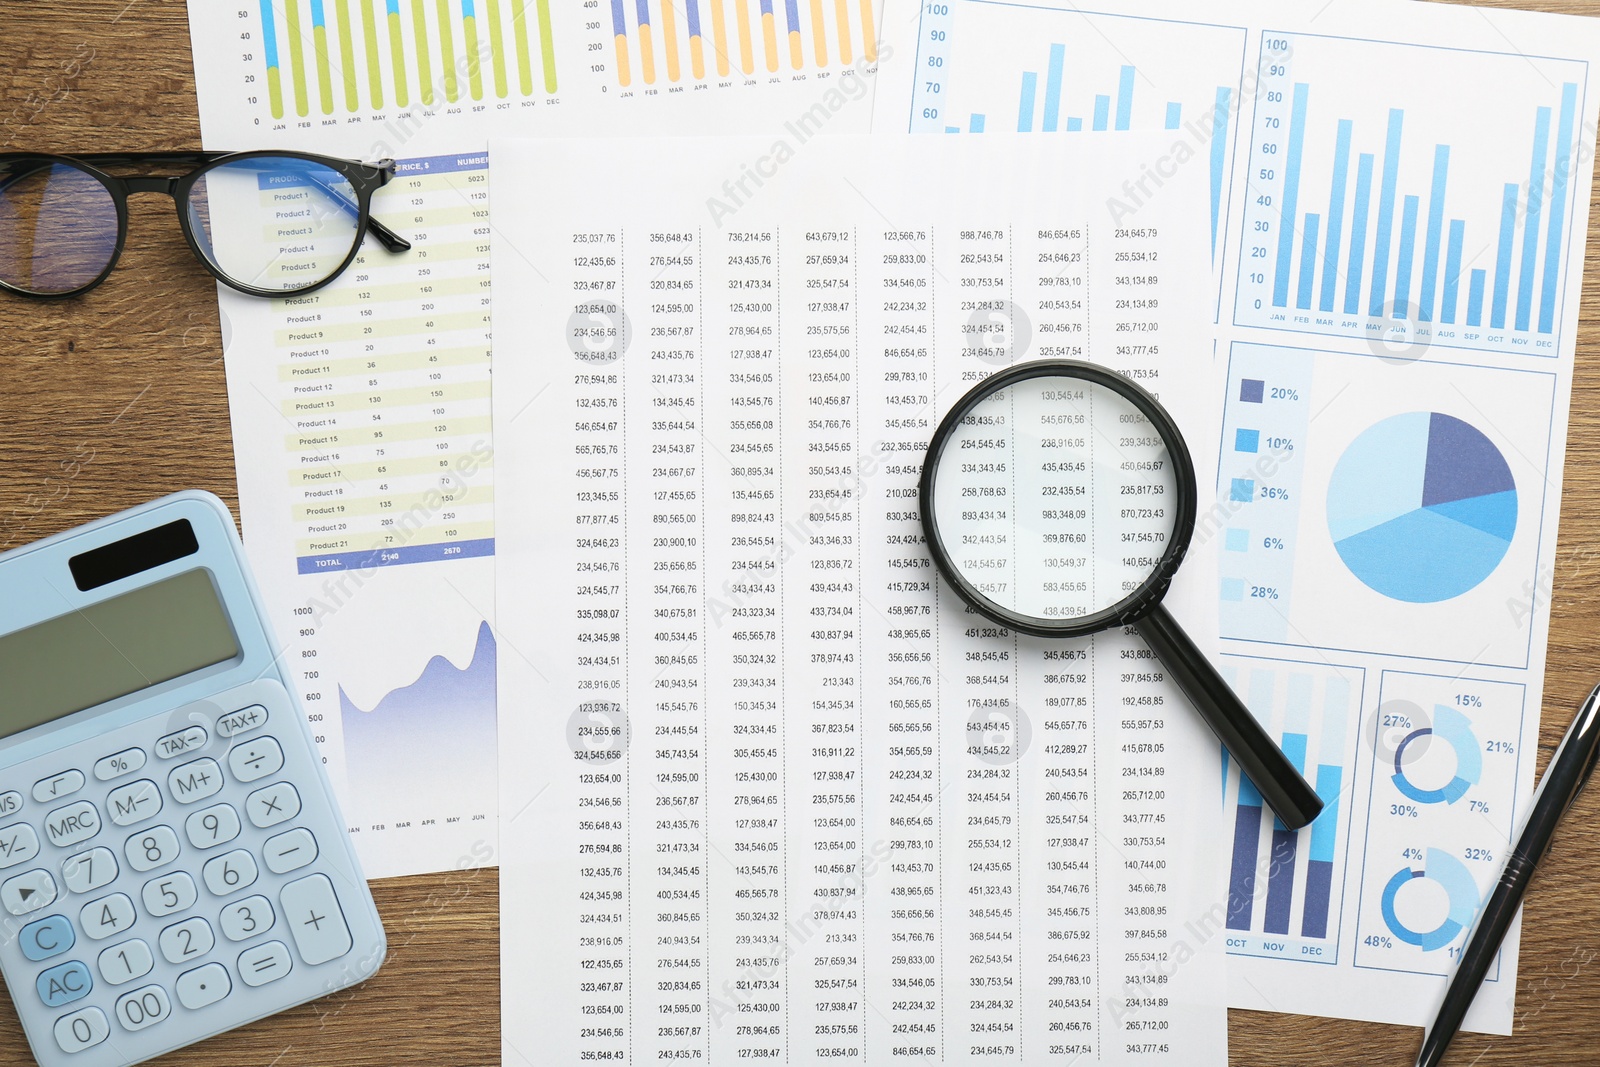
20 914 74 962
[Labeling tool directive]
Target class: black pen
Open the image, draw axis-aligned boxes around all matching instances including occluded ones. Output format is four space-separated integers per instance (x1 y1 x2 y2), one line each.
1414 680 1600 1067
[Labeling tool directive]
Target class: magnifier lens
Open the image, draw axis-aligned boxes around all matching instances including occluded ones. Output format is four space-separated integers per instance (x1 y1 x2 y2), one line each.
928 374 1181 623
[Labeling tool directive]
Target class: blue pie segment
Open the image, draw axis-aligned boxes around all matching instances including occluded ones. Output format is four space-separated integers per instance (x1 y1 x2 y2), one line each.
1326 413 1516 603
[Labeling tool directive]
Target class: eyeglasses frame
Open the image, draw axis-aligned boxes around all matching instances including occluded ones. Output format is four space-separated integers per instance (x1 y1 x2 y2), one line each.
0 149 412 299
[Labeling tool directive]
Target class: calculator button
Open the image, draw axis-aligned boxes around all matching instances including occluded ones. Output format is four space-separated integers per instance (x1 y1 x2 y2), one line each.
0 822 41 869
176 962 232 1010
246 782 301 829
217 704 268 737
279 873 351 965
238 941 293 987
20 914 75 961
155 726 208 759
263 828 319 875
203 849 259 897
53 1006 109 1053
219 895 275 942
114 983 171 1032
80 893 136 939
62 847 119 895
227 737 284 783
3 868 58 915
32 770 85 804
141 872 198 918
106 779 163 827
184 803 242 850
125 825 181 872
97 938 154 986
0 791 23 817
43 801 102 850
36 960 92 1008
93 748 147 782
168 758 224 804
159 916 215 965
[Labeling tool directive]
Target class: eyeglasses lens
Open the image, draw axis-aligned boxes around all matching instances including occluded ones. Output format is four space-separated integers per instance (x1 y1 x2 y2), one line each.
0 162 120 295
186 156 364 292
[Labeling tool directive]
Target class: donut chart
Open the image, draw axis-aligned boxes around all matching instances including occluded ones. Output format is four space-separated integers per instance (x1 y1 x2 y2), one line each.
1392 705 1483 805
1380 848 1482 951
1326 413 1516 603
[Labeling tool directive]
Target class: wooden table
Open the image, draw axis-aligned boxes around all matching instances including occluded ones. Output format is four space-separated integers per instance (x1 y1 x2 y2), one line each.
3 1 1600 1063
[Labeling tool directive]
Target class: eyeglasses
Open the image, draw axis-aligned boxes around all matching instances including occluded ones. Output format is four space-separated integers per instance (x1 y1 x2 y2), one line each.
0 150 412 298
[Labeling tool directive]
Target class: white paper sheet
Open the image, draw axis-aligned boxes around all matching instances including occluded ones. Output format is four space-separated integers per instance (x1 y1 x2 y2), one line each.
184 0 890 876
491 132 1229 1065
873 0 1600 1032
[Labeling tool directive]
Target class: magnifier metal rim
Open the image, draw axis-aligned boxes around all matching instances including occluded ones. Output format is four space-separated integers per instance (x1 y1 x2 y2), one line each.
919 359 1198 639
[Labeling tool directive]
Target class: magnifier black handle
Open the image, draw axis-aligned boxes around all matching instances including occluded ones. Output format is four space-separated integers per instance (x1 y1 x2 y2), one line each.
1134 603 1324 831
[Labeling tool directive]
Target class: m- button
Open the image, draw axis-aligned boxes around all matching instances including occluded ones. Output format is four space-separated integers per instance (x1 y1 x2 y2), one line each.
106 780 162 827
154 726 208 759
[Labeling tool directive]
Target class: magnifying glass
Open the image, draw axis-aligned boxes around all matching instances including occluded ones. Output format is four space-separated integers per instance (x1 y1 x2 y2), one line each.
920 359 1324 831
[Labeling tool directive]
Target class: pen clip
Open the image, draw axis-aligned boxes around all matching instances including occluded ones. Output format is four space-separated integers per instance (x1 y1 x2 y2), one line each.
1560 682 1600 816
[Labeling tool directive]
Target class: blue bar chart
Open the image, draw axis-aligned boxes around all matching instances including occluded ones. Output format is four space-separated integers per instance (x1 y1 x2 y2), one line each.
1233 31 1586 356
1223 658 1362 963
904 1 1248 259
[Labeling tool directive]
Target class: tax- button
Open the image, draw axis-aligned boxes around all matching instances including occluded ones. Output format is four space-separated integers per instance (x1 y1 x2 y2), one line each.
105 779 162 827
168 758 223 804
53 1007 109 1054
2 868 57 916
32 770 85 803
279 873 351 965
44 801 101 849
20 914 75 962
36 960 92 1008
0 822 40 870
155 725 208 759
217 704 268 737
228 737 284 783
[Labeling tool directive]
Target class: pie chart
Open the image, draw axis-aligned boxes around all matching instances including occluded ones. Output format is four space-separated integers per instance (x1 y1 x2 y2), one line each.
1326 412 1516 603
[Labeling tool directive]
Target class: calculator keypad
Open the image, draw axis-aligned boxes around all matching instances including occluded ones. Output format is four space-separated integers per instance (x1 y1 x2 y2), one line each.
0 682 380 1066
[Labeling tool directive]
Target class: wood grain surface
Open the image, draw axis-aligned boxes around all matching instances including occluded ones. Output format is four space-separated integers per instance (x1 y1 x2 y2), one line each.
3 1 1600 1063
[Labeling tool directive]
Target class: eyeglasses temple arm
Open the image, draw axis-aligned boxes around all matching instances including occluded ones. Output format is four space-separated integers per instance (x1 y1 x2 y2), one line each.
297 168 412 254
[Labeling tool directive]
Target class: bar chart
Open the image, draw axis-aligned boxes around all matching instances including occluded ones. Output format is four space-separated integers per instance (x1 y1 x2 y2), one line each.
257 0 559 119
1222 658 1363 964
1233 31 1587 356
901 2 1247 258
608 0 877 86
1353 672 1525 977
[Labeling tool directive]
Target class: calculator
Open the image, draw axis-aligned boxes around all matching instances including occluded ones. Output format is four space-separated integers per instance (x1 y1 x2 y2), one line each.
0 492 385 1067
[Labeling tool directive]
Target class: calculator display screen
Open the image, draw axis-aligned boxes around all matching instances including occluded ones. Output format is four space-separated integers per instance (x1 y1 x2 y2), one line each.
0 569 240 737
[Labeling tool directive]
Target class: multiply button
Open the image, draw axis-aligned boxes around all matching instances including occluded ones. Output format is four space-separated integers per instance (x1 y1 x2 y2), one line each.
36 960 92 1008
246 782 301 829
0 823 40 870
227 737 284 783
2 868 57 916
216 704 268 737
154 726 208 759
105 779 162 827
53 1007 109 1054
279 873 351 965
19 915 74 962
44 801 101 849
93 747 146 782
168 758 223 804
237 941 292 988
32 770 85 804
